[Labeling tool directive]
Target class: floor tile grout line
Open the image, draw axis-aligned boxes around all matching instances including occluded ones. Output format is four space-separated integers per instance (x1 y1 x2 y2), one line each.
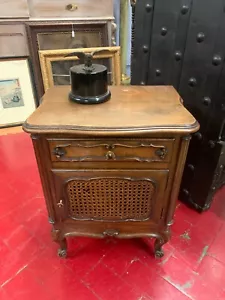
157 276 195 300
1 264 29 288
205 253 225 266
0 244 47 288
0 195 45 221
102 259 192 300
3 222 46 254
80 279 103 300
206 221 224 246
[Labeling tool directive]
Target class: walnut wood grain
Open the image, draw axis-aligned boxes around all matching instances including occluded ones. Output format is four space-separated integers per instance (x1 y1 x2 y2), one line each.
23 85 198 136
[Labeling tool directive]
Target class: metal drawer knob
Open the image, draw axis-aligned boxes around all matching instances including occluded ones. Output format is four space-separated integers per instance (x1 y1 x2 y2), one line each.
155 147 167 159
106 151 116 160
53 147 66 159
66 3 78 11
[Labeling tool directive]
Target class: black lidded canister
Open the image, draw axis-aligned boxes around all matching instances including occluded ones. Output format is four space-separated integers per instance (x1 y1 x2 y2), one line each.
67 50 111 104
69 63 111 104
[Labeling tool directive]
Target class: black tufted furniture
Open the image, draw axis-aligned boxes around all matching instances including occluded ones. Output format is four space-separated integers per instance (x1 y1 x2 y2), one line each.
131 0 225 212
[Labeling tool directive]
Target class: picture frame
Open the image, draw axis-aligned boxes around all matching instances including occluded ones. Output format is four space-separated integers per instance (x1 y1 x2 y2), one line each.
39 46 121 92
26 20 110 101
0 58 36 128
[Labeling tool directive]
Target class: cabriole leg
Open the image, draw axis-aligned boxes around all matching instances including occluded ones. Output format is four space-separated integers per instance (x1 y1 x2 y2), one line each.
154 229 171 258
51 229 68 258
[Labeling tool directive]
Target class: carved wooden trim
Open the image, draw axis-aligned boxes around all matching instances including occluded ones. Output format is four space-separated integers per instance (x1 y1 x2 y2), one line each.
64 176 156 185
53 155 168 163
51 140 169 162
103 229 119 237
63 228 170 248
23 120 200 135
53 142 167 149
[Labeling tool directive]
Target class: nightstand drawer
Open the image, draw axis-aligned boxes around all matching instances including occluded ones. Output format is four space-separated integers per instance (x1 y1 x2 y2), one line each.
29 0 113 18
48 139 174 163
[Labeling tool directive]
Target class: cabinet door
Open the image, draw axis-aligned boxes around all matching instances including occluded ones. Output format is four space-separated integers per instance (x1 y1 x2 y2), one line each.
0 0 29 18
51 169 169 224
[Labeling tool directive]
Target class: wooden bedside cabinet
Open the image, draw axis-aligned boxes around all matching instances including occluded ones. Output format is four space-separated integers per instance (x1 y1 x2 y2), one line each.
23 86 199 258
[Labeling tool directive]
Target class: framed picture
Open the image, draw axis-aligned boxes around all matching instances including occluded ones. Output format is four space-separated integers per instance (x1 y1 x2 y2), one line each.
26 20 110 101
39 46 121 92
0 58 36 128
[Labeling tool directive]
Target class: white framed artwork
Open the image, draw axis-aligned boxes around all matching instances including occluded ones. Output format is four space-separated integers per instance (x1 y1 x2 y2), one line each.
0 58 36 128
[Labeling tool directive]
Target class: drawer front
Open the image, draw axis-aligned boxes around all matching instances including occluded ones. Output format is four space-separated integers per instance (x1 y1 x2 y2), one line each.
52 169 169 224
48 139 174 163
0 0 29 18
0 25 29 57
29 0 113 18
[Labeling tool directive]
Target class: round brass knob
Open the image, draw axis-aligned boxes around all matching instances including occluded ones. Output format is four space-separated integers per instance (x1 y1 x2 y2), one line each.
106 151 115 160
66 4 78 11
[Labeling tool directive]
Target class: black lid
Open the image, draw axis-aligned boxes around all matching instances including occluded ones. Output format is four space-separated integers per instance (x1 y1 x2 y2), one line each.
70 63 107 75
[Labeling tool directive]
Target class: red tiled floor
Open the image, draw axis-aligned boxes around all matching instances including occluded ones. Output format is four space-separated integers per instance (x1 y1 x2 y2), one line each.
0 288 12 300
207 224 225 264
84 262 141 300
3 268 53 300
196 255 225 291
1 132 225 299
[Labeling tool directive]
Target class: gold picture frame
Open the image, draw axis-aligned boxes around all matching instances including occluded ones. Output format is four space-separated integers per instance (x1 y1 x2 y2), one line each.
39 46 121 92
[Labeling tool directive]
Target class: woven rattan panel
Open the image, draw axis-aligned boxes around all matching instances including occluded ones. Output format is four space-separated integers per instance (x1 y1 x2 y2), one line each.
66 177 155 221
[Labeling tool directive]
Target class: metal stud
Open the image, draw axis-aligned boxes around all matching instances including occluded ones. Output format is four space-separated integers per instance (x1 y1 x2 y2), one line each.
212 55 222 66
221 104 225 111
208 140 215 148
140 81 146 85
189 77 197 87
194 132 202 140
181 5 189 14
188 164 195 171
183 189 189 196
145 3 153 12
196 32 205 43
202 96 211 106
142 45 149 53
161 27 167 36
175 51 182 61
155 69 161 76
